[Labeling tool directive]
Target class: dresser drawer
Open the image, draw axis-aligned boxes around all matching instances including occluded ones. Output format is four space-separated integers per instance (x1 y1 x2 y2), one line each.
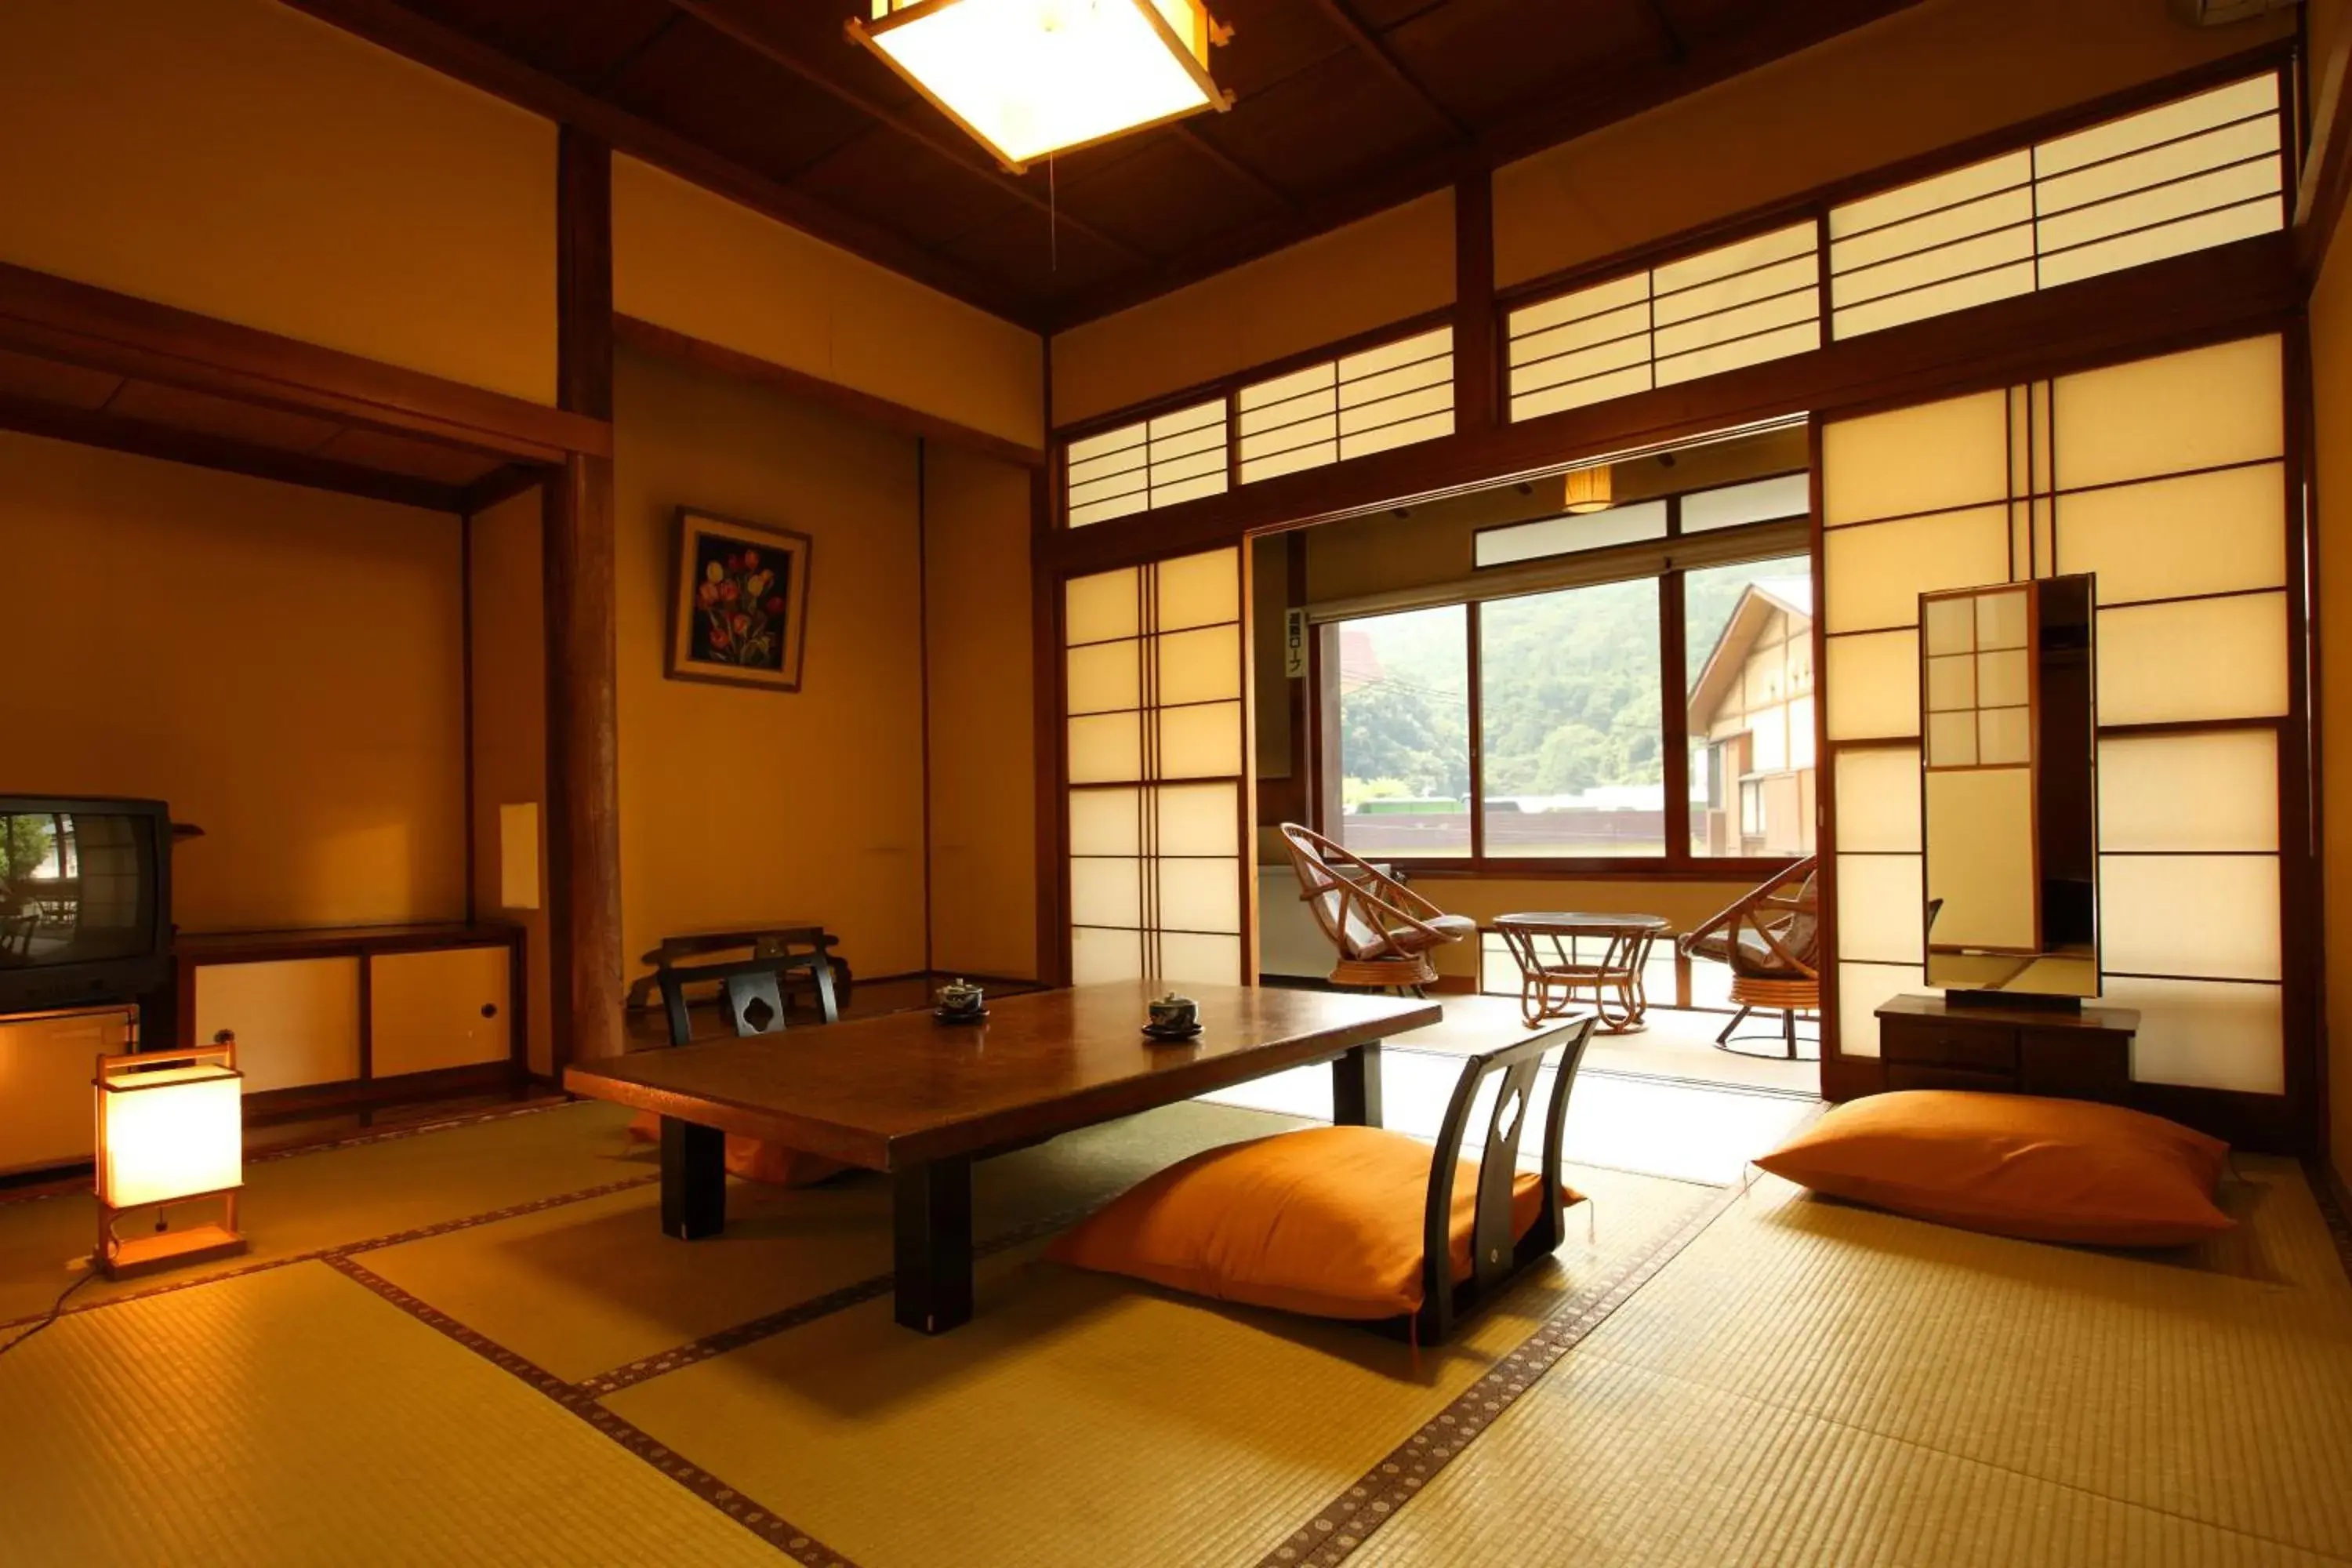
1885 1063 2019 1095
2019 1028 2130 1102
1881 1018 2018 1071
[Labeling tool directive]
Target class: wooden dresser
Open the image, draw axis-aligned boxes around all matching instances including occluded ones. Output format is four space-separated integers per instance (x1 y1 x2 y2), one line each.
1875 995 2136 1102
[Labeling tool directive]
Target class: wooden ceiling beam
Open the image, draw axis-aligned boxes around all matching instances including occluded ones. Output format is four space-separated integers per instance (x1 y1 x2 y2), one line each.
1305 0 1472 143
665 0 1147 262
281 0 1042 326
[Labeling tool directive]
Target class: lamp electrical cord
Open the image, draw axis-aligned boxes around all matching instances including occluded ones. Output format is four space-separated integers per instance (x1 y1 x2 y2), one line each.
0 1269 99 1360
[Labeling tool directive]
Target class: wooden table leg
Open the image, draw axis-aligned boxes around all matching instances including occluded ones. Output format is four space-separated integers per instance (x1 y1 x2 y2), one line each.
660 1117 725 1240
894 1156 975 1334
1333 1041 1385 1127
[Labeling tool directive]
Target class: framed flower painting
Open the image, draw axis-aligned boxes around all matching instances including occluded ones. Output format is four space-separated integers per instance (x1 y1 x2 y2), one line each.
665 509 813 692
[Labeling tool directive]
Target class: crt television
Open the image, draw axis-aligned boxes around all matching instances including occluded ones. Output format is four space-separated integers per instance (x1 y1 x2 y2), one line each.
0 796 173 1015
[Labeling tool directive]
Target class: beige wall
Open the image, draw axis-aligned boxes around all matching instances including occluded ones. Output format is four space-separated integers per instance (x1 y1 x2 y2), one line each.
0 0 557 403
2314 220 2352 1179
613 158 1044 451
0 430 466 931
1494 0 2291 289
467 487 554 1076
613 344 930 980
921 445 1040 981
1051 191 1456 427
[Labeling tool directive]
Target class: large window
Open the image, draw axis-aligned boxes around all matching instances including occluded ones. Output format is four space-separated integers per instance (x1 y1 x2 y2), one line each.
1319 477 1809 870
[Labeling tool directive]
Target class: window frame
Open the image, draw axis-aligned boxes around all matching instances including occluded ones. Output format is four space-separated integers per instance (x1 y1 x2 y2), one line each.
1309 494 1814 880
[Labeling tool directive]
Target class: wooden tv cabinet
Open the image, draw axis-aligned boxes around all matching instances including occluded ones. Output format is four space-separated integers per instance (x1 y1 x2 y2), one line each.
1875 994 2137 1102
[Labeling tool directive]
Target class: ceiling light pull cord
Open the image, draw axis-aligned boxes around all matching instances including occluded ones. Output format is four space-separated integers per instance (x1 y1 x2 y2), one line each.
1050 152 1060 273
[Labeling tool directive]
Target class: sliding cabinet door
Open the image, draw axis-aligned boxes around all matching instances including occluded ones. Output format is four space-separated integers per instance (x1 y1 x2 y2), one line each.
1821 334 2295 1098
1063 547 1255 987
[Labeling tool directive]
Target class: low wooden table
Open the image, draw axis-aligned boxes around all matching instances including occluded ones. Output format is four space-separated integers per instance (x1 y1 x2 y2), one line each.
564 981 1438 1334
1494 912 1671 1033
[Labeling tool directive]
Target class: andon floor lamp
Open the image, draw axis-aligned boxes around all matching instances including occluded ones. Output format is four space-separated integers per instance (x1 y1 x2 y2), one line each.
94 1030 246 1279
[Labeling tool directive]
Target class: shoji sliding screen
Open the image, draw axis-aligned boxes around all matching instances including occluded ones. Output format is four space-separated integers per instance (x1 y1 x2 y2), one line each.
1064 548 1254 987
1821 334 2294 1095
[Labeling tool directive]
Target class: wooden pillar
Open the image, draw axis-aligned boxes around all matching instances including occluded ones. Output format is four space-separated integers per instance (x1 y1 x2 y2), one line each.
1455 168 1498 433
545 127 622 1066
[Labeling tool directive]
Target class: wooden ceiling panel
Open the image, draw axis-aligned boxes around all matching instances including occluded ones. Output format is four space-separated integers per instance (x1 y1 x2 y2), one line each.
104 382 347 452
352 0 1929 329
1189 50 1441 197
0 347 121 410
394 0 679 89
1054 134 1258 262
600 17 873 180
787 128 1045 254
1386 0 1664 125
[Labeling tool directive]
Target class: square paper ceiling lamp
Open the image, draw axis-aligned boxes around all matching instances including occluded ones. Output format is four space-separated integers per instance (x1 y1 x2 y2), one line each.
93 1040 247 1279
849 0 1233 172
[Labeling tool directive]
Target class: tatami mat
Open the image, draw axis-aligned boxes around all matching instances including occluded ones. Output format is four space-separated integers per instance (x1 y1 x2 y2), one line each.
601 1159 1711 1568
0 1101 643 1325
1355 1157 2352 1568
0 1260 779 1566
360 1100 1311 1385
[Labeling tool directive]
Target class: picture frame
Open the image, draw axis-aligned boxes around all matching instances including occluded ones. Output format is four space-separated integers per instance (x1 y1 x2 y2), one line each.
665 508 814 692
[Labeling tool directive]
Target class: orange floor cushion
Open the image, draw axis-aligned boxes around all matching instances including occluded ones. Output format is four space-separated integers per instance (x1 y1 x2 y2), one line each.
1045 1124 1585 1321
624 1110 848 1188
1755 1091 2234 1247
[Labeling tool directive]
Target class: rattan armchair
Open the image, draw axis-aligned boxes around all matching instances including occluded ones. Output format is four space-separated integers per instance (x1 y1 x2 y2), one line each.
1277 823 1475 991
1679 856 1819 1058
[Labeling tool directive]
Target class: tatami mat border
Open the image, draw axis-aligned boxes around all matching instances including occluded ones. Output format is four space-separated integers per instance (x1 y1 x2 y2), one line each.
574 1203 1094 1396
1258 1179 1747 1568
326 1255 859 1568
0 1173 659 1334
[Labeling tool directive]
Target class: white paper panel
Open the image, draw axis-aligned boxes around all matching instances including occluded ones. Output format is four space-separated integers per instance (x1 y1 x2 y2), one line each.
1158 701 1244 778
2098 731 2278 851
1832 149 2031 239
1156 624 1243 706
2100 854 2281 981
1977 649 2029 707
1836 853 1923 964
1072 926 1143 985
1926 710 1976 768
1833 262 2036 340
1475 501 1668 567
1069 857 1142 929
2106 975 2284 1093
1157 782 1240 857
1156 549 1240 631
2053 335 2281 490
1069 788 1141 857
1834 746 1922 851
1065 569 1138 645
1835 960 1922 1058
1158 857 1243 935
1065 639 1140 714
2053 463 2286 604
1977 707 2031 766
1156 932 1244 987
1681 473 1811 532
1509 269 1650 337
1923 595 1975 655
1822 390 2007 525
1925 655 1973 712
2037 198 2280 292
2096 595 2288 724
1067 713 1141 784
1821 506 2011 633
1825 630 1920 739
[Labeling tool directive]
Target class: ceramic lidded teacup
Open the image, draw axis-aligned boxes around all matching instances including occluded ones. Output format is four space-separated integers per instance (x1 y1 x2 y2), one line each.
1148 992 1199 1032
936 978 985 1016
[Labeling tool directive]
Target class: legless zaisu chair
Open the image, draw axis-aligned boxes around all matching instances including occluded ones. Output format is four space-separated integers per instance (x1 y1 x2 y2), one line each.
1278 823 1474 992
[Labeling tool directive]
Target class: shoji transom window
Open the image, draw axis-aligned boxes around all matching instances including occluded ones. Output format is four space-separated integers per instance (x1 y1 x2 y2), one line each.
1821 333 2289 1093
1505 223 1822 422
1236 326 1455 484
1065 547 1251 986
1065 398 1229 528
1828 74 2283 338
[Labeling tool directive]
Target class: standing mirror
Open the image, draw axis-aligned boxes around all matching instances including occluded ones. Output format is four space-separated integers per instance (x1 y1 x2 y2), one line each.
1919 575 2097 1002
